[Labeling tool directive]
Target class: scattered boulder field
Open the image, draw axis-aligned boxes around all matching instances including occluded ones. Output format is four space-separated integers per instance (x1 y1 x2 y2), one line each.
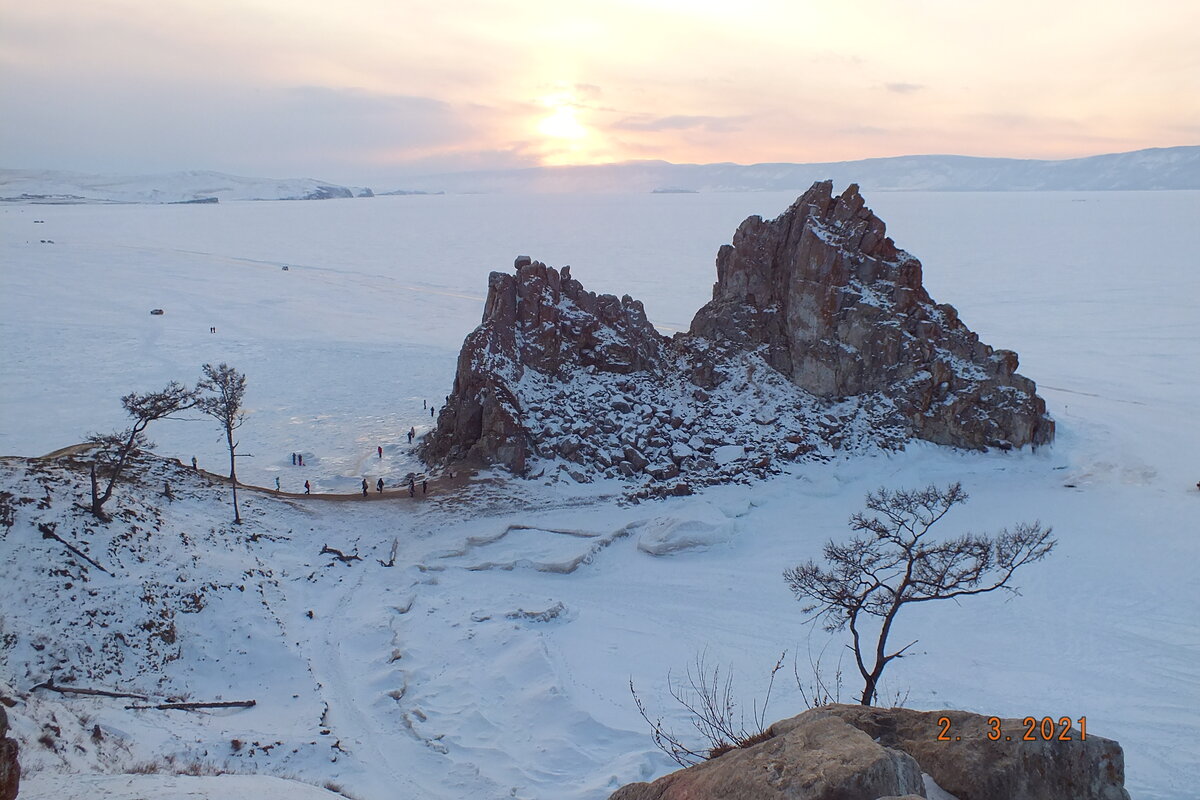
423 181 1053 494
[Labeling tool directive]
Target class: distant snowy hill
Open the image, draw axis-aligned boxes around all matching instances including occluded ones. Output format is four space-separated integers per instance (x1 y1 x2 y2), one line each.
393 146 1200 194
0 169 373 204
5 147 1194 201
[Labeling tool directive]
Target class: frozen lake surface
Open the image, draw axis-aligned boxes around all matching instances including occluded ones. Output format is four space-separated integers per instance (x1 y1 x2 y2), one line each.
2 189 1198 798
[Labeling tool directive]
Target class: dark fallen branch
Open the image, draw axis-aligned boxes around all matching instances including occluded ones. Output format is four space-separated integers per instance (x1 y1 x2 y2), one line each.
321 544 361 563
125 699 256 711
377 537 399 567
38 522 112 575
31 681 148 701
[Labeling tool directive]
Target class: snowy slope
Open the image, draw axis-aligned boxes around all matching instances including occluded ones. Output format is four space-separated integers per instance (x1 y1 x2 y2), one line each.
0 190 1198 799
0 169 371 204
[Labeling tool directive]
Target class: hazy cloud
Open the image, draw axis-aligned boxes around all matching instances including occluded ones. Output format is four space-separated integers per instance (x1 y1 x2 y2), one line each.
611 114 748 133
885 82 924 94
839 125 892 137
573 83 603 99
968 112 1084 131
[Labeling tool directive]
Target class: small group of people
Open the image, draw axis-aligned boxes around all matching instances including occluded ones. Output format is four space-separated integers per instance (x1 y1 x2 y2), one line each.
361 477 385 496
291 452 305 466
399 472 428 497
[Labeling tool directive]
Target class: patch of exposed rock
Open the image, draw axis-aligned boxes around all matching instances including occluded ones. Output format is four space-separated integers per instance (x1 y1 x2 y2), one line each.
611 712 923 800
424 183 1053 491
610 705 1129 800
0 706 18 800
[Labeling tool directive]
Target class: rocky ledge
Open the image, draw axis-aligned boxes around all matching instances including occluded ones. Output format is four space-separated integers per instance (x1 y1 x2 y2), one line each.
423 182 1053 492
610 705 1129 800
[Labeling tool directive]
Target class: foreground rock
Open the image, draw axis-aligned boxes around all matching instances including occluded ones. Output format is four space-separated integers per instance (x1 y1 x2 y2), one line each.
610 704 1129 800
0 706 17 800
425 183 1053 491
817 705 1129 800
610 712 924 800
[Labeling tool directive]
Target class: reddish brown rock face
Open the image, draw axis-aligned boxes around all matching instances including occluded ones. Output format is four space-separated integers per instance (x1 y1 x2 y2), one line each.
424 183 1053 484
691 181 1053 450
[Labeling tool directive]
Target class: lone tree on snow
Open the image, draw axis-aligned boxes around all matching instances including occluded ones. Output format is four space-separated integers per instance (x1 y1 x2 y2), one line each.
198 363 247 524
783 482 1055 706
87 381 199 518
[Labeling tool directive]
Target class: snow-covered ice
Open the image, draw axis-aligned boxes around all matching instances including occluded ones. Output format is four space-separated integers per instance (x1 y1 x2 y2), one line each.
1 189 1198 799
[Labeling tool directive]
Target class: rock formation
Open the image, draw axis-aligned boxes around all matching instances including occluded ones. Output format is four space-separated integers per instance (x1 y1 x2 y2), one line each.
425 258 668 474
0 706 18 800
610 705 1129 800
691 182 1052 449
424 183 1053 490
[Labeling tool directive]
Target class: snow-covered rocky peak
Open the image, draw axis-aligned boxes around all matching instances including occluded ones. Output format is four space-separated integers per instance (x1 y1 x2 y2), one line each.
425 183 1053 494
692 180 1054 449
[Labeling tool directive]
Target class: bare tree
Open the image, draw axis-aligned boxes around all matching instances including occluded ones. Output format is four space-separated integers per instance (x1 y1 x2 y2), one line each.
783 483 1055 706
87 382 198 518
631 650 785 767
198 363 247 524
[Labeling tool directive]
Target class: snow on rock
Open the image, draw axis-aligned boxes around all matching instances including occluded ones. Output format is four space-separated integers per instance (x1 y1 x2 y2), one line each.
425 183 1052 495
711 445 745 465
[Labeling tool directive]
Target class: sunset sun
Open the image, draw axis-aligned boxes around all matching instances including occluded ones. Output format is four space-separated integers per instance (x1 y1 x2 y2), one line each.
537 101 588 141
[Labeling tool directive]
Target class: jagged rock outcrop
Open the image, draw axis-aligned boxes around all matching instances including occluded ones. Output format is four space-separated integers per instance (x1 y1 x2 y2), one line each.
610 705 1129 800
425 258 668 473
691 181 1052 449
424 183 1053 488
0 706 18 800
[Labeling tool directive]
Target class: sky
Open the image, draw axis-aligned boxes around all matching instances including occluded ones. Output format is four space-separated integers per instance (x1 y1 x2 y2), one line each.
2 0 1198 185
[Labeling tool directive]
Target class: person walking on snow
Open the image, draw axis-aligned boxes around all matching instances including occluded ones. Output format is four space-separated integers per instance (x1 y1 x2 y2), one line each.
378 445 383 459
275 477 281 491
191 456 198 470
291 452 296 465
298 454 304 466
376 477 384 493
361 478 369 497
407 430 413 444
304 480 311 495
422 479 427 495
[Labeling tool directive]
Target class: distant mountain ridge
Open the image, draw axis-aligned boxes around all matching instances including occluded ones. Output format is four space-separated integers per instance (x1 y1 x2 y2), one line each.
400 145 1200 194
0 169 372 204
2 146 1196 202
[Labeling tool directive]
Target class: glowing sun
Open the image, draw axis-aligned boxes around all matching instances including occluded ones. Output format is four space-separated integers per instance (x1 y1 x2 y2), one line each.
537 103 588 140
